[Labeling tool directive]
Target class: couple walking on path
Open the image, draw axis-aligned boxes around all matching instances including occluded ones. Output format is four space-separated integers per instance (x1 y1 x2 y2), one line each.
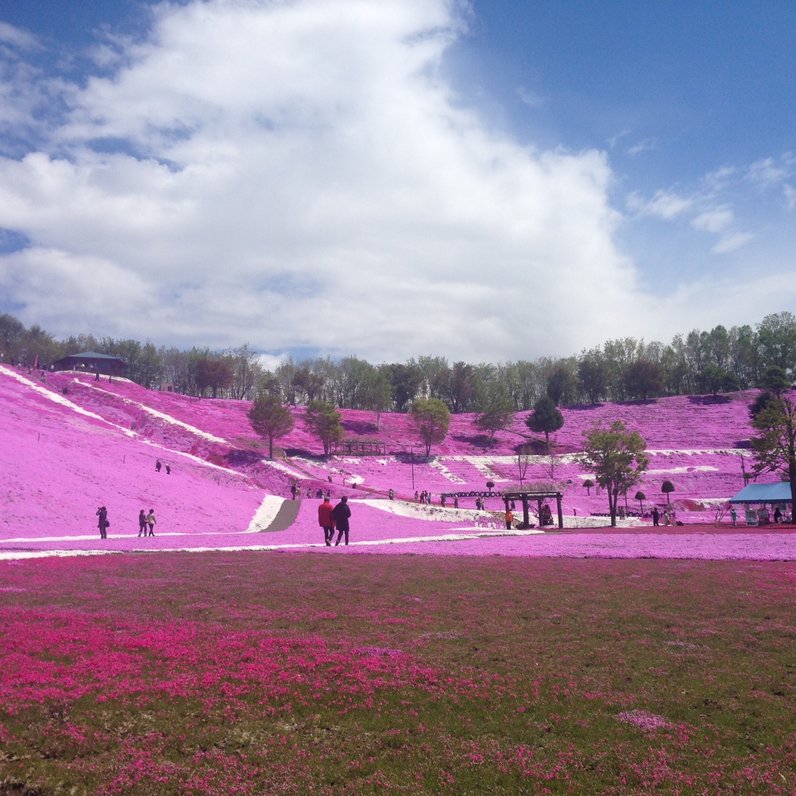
138 509 156 536
318 496 352 546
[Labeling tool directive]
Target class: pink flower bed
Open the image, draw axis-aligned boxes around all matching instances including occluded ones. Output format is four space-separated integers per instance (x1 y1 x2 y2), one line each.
2 365 793 562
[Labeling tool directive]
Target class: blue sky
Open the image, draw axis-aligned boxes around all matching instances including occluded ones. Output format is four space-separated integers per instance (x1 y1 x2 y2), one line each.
0 0 794 364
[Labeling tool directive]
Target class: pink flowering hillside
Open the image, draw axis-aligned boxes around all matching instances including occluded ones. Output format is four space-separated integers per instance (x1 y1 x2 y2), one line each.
0 364 781 548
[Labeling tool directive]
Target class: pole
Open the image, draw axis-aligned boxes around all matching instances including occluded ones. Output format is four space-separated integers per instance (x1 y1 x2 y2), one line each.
410 447 415 491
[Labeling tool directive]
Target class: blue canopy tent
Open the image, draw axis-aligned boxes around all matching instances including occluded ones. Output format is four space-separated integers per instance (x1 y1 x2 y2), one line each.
729 482 792 526
729 482 792 504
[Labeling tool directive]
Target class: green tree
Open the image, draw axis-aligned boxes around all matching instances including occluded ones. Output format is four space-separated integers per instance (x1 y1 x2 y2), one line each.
411 397 450 456
546 363 578 406
386 363 422 412
578 351 609 404
580 421 649 527
196 356 235 398
304 400 343 456
749 392 796 510
623 360 664 401
361 367 393 429
583 478 594 495
475 383 513 441
248 395 295 458
697 364 739 396
661 480 675 504
525 395 564 449
292 366 325 404
635 490 646 514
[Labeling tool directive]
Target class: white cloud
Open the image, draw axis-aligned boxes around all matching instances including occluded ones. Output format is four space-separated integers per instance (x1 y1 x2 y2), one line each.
690 205 733 233
627 189 693 220
0 21 41 51
746 156 787 189
0 0 655 361
626 138 658 156
0 0 791 364
711 231 754 254
516 85 544 108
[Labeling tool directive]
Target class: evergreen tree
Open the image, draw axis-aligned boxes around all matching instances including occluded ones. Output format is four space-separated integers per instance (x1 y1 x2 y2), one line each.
525 395 564 448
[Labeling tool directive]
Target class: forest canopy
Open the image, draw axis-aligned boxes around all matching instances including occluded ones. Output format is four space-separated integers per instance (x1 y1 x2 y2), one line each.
1 311 794 413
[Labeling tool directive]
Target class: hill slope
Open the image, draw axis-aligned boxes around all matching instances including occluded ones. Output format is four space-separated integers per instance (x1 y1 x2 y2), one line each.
0 365 777 552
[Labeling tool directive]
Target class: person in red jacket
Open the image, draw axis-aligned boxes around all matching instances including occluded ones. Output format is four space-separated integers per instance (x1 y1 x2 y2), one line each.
318 496 335 546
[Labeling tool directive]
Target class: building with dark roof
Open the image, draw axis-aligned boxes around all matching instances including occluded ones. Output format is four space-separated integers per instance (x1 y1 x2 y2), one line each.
51 351 127 376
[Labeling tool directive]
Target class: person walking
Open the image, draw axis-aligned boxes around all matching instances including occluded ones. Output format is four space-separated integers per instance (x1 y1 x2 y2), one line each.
651 506 660 527
318 496 335 546
146 509 156 536
138 509 147 537
505 508 514 530
96 506 109 539
332 496 352 546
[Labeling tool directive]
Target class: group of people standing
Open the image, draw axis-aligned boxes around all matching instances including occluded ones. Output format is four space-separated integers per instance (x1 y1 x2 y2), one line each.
651 506 676 526
317 496 352 546
94 506 157 538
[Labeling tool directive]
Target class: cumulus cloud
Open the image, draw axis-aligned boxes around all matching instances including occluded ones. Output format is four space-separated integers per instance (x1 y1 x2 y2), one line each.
0 0 653 361
0 0 791 363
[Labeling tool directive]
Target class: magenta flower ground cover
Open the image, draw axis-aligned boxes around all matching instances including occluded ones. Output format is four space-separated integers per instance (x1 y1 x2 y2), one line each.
0 553 793 794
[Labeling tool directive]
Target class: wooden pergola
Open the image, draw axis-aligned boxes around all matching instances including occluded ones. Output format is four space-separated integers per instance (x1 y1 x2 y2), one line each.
439 489 565 529
503 490 564 529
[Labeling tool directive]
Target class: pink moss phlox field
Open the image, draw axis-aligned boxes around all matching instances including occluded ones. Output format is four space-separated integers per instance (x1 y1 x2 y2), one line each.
1 554 792 794
4 363 795 562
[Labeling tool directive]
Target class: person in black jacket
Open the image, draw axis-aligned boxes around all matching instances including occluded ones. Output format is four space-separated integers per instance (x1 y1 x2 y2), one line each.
332 496 352 546
96 506 109 539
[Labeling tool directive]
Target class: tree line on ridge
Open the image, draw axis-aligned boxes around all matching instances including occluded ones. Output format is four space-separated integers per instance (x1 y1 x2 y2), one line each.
1 310 795 413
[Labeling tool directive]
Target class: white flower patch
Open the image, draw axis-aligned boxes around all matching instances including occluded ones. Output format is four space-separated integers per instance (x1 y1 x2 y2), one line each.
429 459 465 483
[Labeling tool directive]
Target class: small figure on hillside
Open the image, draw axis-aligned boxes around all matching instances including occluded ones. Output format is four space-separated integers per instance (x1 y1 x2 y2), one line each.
138 509 147 537
651 506 660 527
94 371 100 381
730 507 737 527
146 509 156 536
165 464 171 475
306 487 312 498
290 483 298 500
505 508 514 530
774 507 783 524
663 508 671 526
155 460 162 473
441 494 446 507
332 496 352 546
316 488 323 499
453 497 459 509
318 496 335 546
541 504 553 526
96 506 109 539
388 489 394 500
